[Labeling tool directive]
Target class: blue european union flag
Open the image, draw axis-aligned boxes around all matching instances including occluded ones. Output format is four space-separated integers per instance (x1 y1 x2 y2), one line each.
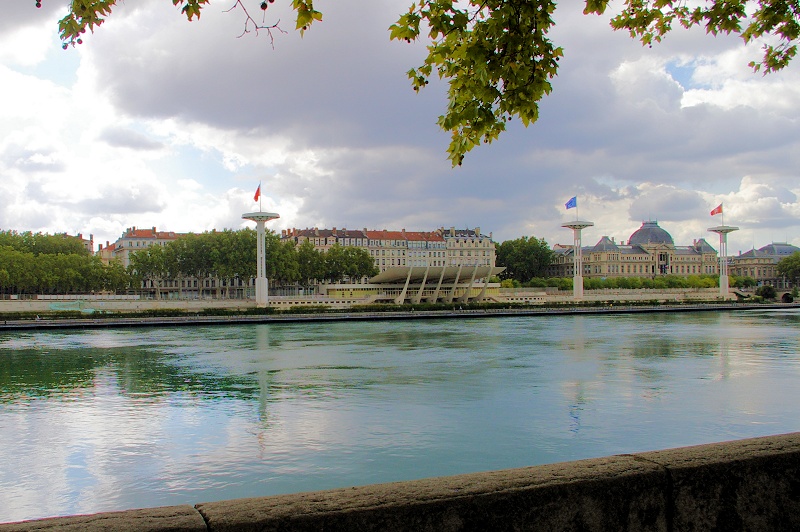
565 196 577 210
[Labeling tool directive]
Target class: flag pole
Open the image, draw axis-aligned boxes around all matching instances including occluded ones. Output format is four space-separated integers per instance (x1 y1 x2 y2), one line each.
259 181 263 212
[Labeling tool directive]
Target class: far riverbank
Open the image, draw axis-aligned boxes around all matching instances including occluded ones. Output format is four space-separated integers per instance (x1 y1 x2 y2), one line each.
0 302 796 332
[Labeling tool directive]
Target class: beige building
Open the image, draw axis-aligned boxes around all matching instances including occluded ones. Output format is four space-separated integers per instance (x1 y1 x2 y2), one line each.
97 226 184 267
435 227 496 269
549 221 719 279
280 226 496 274
730 242 800 288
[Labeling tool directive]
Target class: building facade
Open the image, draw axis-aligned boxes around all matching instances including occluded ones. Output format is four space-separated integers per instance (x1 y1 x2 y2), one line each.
730 242 800 288
548 221 719 279
280 226 496 274
97 226 184 267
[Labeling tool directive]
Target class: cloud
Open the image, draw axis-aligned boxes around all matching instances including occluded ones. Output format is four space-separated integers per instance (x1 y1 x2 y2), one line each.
1 0 799 256
98 127 165 151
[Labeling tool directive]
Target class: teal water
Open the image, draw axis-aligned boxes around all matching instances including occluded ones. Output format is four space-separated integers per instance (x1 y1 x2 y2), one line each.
1 309 799 523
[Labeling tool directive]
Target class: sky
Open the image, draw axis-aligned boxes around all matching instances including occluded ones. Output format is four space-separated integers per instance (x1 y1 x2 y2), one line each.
2 0 799 256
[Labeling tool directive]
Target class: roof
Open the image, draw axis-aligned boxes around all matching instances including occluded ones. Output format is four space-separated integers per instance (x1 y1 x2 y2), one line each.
628 221 675 246
123 227 181 240
370 266 505 284
736 248 769 259
758 242 800 257
366 230 410 241
287 228 368 239
693 238 717 254
591 236 619 252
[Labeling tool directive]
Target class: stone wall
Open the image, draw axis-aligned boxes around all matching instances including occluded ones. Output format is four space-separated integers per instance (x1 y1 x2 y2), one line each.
3 432 799 531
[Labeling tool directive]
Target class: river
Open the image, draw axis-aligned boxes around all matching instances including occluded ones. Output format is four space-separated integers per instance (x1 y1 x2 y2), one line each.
1 308 799 523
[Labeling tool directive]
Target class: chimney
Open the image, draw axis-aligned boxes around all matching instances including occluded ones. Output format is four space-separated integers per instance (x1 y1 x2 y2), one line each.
450 226 455 237
475 227 480 236
611 236 615 243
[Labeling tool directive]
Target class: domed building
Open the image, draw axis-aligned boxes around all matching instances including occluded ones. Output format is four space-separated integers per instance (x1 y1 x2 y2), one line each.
550 221 719 279
628 221 675 247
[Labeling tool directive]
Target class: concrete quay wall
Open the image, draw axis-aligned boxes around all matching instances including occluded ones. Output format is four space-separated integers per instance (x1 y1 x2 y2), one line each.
3 432 800 531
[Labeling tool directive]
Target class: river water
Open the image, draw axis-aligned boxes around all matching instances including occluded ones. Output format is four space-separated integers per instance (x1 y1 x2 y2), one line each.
1 308 799 523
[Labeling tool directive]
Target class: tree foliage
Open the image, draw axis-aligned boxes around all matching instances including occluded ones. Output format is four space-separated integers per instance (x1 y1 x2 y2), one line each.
777 251 800 284
0 231 118 295
48 1 800 165
496 235 553 282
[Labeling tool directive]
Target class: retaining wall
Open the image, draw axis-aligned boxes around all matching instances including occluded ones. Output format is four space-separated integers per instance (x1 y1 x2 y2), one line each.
3 432 799 531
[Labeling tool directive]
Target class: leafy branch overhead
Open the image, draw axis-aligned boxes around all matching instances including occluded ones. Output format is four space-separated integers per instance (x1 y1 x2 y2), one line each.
50 0 800 165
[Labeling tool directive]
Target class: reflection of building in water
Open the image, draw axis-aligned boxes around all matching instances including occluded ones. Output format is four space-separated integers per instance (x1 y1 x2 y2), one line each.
730 242 800 288
549 221 719 279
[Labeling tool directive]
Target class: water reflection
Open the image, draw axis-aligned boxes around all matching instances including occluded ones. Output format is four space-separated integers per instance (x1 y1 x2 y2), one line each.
1 309 799 524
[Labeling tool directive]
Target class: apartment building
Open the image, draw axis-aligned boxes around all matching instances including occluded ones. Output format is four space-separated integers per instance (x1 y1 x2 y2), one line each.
96 226 184 267
280 226 496 273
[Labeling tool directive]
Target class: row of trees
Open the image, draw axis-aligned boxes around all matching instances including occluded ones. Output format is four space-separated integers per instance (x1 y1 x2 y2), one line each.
0 230 130 295
0 230 90 256
501 275 722 291
0 229 379 297
127 229 379 293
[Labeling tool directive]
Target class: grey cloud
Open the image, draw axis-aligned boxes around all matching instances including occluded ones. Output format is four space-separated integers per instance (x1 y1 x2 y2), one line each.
0 3 63 34
98 127 165 151
2 145 66 173
87 0 442 150
628 187 706 221
74 185 167 215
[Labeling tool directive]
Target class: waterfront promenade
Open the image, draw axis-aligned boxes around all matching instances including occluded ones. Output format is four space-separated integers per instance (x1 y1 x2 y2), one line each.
0 302 794 331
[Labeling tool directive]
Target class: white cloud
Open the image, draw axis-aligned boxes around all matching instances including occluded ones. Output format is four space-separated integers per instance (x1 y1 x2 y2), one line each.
0 0 798 256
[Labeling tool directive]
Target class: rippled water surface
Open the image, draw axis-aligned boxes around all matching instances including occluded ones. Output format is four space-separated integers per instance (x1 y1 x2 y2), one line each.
1 308 800 522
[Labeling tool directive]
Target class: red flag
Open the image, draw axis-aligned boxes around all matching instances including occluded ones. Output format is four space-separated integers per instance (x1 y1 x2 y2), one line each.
710 204 722 216
254 184 261 202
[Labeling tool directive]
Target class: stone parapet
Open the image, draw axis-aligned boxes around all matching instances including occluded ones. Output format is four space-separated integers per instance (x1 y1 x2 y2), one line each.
3 433 799 531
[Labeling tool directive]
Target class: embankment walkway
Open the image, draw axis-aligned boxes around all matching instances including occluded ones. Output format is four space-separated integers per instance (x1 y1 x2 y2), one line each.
0 302 796 331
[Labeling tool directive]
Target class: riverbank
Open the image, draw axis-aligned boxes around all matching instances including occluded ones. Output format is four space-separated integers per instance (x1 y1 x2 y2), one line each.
0 301 795 331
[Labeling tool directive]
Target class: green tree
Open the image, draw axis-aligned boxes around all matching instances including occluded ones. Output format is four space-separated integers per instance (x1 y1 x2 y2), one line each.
297 239 324 286
344 246 379 280
264 232 301 285
102 260 131 292
777 252 800 287
755 284 777 299
496 236 553 282
50 1 799 165
129 245 170 298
